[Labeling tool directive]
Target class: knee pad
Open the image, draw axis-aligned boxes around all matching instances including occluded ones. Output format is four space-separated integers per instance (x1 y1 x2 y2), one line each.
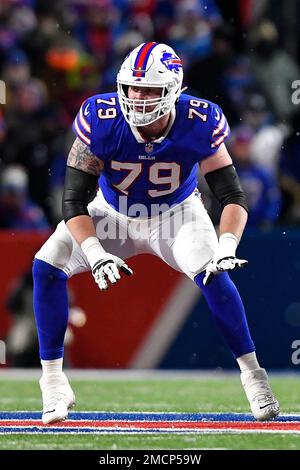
35 238 72 270
172 224 217 279
186 246 214 275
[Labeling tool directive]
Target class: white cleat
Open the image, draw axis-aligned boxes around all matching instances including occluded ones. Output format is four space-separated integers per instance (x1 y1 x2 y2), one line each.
241 368 280 421
40 372 76 425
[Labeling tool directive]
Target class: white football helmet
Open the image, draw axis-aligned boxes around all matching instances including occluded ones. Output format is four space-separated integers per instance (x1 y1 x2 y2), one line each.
117 42 183 126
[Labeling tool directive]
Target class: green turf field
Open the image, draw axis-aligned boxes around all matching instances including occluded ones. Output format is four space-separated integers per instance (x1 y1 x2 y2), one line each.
0 373 299 450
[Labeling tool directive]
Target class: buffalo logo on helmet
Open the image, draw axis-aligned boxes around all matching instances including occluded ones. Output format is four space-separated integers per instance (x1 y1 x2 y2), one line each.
160 52 182 74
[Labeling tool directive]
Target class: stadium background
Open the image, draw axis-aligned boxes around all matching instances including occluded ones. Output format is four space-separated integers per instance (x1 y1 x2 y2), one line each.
1 0 300 371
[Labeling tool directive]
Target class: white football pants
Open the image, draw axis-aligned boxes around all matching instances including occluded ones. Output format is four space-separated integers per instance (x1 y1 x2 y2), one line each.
35 189 218 280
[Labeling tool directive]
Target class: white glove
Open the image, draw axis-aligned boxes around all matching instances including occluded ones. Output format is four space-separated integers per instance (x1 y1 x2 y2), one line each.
203 233 248 286
81 237 133 291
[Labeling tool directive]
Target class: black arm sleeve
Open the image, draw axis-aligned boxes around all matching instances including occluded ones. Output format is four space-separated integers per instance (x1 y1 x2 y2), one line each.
62 166 99 223
204 164 248 212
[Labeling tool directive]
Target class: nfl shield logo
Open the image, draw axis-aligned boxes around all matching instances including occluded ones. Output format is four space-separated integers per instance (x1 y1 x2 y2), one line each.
145 143 153 153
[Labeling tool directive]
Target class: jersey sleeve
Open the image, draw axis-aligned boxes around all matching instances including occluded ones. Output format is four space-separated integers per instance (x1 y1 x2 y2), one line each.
209 104 231 154
72 98 92 148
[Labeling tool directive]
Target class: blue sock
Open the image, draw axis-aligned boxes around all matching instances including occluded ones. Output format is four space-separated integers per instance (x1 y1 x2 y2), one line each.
32 259 69 360
194 272 255 358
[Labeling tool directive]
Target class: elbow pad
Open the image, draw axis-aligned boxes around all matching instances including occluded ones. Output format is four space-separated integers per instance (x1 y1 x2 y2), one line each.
62 166 99 223
205 164 248 212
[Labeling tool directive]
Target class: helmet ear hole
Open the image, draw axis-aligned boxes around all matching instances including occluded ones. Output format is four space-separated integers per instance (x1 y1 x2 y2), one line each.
122 85 129 97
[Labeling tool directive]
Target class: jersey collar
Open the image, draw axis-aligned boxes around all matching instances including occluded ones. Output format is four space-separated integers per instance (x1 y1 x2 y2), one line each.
129 108 176 144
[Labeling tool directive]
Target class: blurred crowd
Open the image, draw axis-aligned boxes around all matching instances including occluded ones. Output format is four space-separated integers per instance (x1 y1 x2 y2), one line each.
1 0 300 230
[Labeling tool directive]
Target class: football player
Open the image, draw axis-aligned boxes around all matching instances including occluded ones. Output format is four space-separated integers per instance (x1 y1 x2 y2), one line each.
32 42 280 424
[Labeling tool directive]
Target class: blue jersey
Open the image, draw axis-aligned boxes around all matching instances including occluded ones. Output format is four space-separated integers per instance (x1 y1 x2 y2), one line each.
73 92 230 215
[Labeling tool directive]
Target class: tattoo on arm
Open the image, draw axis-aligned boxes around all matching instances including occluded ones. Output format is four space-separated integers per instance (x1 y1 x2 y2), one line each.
67 137 104 175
